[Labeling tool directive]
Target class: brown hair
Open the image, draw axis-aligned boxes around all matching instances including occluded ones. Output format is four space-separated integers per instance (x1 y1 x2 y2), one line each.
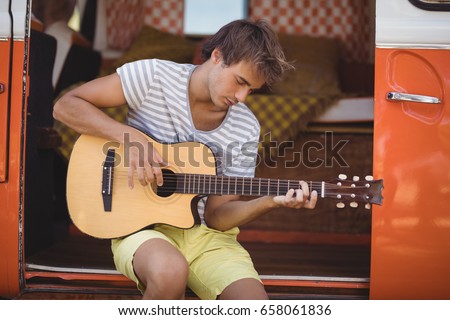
201 19 293 87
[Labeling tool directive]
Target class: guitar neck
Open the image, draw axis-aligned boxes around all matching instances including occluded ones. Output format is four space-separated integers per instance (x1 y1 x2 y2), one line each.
173 173 324 198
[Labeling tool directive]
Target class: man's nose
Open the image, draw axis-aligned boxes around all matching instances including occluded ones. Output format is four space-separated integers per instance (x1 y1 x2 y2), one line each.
235 87 251 103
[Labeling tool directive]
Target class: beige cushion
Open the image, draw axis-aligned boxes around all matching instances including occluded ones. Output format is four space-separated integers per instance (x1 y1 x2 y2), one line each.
273 34 341 97
102 26 197 75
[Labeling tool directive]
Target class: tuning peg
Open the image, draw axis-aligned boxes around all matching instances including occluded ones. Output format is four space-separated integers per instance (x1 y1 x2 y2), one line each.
365 175 374 181
353 176 360 181
338 174 347 180
350 202 358 208
365 203 371 210
336 202 345 208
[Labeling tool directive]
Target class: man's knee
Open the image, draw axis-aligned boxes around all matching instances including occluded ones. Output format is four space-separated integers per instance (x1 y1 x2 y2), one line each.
219 278 268 300
140 258 189 299
133 239 189 299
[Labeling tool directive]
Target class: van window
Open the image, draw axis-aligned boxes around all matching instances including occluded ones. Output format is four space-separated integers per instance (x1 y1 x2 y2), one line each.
183 0 248 36
409 0 450 10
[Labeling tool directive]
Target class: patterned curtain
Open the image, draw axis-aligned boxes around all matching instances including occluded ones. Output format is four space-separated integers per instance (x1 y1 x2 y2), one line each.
105 0 373 62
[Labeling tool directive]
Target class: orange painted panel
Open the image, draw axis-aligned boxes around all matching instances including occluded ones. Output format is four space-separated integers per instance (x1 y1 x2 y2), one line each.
0 41 10 182
0 40 27 298
371 48 450 299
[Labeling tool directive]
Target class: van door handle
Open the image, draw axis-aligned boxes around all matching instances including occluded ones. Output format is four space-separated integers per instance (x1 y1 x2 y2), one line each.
386 92 441 104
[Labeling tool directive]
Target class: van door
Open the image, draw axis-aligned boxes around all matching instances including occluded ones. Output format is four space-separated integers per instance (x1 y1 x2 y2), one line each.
372 0 450 299
0 0 29 298
0 0 11 181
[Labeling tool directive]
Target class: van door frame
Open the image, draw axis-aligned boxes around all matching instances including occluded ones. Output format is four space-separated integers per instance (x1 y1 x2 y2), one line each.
0 0 30 298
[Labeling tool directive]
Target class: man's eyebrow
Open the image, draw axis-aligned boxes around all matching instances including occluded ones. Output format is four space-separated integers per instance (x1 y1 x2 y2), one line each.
237 75 262 89
237 75 251 87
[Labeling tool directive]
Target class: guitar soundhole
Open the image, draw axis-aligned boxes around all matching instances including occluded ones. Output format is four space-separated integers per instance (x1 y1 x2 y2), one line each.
156 169 177 198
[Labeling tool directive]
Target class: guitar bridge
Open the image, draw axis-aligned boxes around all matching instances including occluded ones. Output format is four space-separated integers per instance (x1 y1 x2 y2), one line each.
101 148 115 212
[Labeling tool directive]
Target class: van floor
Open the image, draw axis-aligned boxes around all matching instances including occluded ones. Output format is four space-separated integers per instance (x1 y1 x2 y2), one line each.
24 229 371 299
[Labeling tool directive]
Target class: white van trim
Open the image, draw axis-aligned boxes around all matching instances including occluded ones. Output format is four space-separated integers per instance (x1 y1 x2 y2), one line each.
377 0 450 47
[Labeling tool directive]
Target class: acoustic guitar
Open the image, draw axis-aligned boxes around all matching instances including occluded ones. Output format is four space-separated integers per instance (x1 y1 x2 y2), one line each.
67 134 384 239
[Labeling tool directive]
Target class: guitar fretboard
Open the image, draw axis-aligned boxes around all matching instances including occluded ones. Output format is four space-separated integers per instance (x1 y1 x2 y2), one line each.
174 173 322 197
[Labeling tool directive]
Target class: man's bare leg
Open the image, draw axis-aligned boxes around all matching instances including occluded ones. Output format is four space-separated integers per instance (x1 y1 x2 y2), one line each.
219 278 268 300
133 238 189 299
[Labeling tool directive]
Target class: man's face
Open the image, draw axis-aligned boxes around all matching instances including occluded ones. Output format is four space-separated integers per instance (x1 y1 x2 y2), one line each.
208 58 265 111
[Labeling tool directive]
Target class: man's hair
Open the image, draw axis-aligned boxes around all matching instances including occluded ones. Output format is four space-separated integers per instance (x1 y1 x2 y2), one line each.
201 19 293 87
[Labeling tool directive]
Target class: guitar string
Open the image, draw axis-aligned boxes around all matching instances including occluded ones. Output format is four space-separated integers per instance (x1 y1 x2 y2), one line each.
108 173 372 189
108 172 370 186
108 172 372 185
104 176 372 199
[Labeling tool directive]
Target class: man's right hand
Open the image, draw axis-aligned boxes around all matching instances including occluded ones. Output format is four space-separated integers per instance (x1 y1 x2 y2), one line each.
126 133 166 189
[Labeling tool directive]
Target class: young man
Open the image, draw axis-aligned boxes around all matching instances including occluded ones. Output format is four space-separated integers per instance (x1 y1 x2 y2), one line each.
54 19 318 300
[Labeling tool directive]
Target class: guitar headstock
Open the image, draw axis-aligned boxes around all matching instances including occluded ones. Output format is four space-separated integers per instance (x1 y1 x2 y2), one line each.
326 174 384 209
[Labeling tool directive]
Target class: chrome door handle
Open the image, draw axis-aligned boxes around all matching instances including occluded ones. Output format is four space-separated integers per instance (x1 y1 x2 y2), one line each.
386 92 441 104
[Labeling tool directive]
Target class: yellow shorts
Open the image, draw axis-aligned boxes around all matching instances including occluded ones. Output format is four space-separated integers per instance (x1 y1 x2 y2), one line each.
111 224 261 300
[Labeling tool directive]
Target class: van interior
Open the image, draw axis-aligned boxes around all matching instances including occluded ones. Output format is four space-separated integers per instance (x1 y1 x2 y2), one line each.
23 0 376 299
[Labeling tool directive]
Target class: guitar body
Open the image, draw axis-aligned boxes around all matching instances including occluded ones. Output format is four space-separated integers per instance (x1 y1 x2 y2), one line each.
67 134 216 239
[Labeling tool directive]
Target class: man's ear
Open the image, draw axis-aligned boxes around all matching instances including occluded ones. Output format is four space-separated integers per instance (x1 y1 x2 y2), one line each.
211 48 222 64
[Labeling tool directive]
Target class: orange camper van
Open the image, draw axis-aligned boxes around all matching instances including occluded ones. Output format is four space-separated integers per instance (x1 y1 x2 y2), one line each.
1 0 449 300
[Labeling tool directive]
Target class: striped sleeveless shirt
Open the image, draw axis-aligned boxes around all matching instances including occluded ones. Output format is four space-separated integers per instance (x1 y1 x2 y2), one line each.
117 59 260 224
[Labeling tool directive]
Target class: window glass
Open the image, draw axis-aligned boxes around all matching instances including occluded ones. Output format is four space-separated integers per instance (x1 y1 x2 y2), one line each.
183 0 248 36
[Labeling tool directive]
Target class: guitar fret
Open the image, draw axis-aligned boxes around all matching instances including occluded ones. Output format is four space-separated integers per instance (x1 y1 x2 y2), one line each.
234 177 237 194
227 176 230 195
241 177 245 195
321 181 325 198
277 179 280 196
250 178 252 195
209 175 211 194
267 178 270 195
